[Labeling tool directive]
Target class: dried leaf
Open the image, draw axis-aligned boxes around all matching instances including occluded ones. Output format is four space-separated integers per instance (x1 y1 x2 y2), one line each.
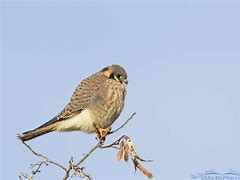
117 141 124 160
126 138 137 157
123 143 129 162
132 158 138 172
132 158 153 179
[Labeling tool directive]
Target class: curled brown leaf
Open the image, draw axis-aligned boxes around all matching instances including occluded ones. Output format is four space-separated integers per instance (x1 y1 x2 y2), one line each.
117 141 124 161
123 143 129 162
133 158 153 179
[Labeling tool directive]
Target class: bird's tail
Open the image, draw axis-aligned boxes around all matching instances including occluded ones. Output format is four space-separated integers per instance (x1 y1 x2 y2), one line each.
18 123 57 141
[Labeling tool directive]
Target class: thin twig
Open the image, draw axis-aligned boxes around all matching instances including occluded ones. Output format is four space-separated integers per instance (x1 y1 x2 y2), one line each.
75 141 102 167
62 141 102 180
77 167 91 180
63 157 73 180
21 140 66 171
31 161 48 174
20 113 139 179
136 156 153 162
101 135 126 149
108 112 136 134
19 172 32 180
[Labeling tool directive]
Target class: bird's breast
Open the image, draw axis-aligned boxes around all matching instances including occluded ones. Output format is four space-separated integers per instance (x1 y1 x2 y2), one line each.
90 83 125 128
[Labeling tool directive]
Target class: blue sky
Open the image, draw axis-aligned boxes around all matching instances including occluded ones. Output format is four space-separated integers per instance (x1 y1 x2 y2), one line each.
1 1 240 179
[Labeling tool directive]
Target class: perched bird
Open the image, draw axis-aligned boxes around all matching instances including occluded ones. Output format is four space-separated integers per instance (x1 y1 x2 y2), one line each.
18 64 128 141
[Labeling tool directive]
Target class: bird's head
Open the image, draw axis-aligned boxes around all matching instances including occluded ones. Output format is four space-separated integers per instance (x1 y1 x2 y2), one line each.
101 64 128 85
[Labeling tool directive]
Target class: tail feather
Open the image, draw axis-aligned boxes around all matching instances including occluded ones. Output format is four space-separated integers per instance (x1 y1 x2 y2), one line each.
18 123 57 141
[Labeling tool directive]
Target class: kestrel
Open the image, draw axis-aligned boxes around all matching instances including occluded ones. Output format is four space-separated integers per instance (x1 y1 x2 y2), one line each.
18 64 128 142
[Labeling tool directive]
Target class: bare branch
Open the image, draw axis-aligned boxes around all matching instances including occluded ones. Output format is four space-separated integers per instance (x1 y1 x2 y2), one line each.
19 172 32 180
21 140 66 171
108 112 136 135
31 161 48 175
62 141 101 180
101 135 126 149
75 141 102 167
62 157 72 180
19 112 153 179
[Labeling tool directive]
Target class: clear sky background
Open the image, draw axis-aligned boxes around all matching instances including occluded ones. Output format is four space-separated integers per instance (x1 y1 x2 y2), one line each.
1 1 240 180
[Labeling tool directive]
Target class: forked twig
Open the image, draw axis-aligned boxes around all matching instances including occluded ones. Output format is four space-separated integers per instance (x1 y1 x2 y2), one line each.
75 141 102 167
21 140 66 171
19 112 152 179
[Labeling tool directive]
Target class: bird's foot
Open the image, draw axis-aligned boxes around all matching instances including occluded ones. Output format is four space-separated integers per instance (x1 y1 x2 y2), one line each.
94 125 111 143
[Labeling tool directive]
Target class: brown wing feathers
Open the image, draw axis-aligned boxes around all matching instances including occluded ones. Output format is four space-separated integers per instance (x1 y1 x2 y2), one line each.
17 117 58 141
18 72 108 141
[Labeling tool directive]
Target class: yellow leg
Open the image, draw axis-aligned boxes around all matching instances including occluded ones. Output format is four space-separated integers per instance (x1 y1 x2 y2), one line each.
94 125 111 143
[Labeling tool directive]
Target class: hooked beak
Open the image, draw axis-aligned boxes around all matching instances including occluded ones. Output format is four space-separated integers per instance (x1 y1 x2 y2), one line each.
124 79 128 85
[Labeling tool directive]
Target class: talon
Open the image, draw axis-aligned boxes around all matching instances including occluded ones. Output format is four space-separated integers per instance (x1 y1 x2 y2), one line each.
94 126 111 143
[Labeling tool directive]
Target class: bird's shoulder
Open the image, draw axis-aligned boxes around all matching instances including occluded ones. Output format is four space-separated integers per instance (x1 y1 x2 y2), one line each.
56 72 108 120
